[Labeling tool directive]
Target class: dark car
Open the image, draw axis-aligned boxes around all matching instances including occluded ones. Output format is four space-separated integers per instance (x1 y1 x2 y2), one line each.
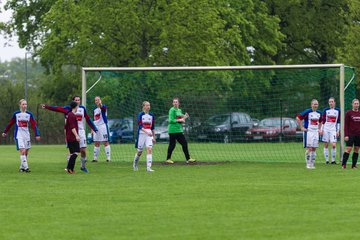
109 117 134 143
87 118 134 144
191 112 254 143
245 117 298 141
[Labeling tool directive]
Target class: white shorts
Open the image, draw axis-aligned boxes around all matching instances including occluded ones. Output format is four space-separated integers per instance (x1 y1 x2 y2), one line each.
303 131 319 148
79 129 87 148
322 130 337 143
136 133 153 151
93 124 109 142
16 138 31 150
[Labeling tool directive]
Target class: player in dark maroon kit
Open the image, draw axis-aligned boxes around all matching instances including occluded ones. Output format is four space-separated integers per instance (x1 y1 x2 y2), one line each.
65 101 81 174
342 99 360 169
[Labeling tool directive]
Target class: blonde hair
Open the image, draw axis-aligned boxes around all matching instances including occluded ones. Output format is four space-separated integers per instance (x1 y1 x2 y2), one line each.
311 99 318 105
142 101 150 111
19 99 27 106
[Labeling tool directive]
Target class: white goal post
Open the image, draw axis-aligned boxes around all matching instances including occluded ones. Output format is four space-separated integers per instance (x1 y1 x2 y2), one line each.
82 64 347 160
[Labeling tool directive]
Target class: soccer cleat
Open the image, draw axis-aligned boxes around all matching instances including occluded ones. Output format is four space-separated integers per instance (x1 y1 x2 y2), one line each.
331 161 337 165
146 168 155 172
352 165 357 169
24 168 31 173
106 159 111 162
326 161 329 164
91 159 98 163
165 159 174 164
80 167 89 173
133 166 138 171
186 158 196 164
342 164 346 169
64 168 75 174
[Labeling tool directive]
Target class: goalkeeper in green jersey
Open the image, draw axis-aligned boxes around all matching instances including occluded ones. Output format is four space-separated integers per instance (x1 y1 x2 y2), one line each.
165 97 196 164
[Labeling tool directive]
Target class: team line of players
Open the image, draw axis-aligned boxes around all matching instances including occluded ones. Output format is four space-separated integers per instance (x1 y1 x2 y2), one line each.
2 96 160 173
296 97 360 169
3 96 359 172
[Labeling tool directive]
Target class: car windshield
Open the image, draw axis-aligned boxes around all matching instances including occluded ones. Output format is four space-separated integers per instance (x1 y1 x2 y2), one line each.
155 116 168 127
207 115 229 125
259 119 283 127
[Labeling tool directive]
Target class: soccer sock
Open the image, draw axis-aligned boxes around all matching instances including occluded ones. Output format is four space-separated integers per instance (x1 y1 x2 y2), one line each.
342 152 350 166
352 152 359 167
146 154 152 169
66 154 70 163
331 148 336 162
81 157 87 168
67 153 78 171
93 147 100 160
310 151 316 167
305 150 310 166
105 145 111 160
20 155 28 169
133 153 140 167
324 148 329 162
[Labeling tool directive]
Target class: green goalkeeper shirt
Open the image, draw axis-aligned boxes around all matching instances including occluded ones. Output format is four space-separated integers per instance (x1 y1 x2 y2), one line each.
168 107 184 134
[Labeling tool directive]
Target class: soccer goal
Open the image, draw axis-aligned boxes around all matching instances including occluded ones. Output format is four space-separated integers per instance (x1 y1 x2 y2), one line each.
81 65 355 164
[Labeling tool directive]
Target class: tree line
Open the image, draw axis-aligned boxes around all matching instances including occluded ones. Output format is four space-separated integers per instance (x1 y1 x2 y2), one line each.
0 0 358 143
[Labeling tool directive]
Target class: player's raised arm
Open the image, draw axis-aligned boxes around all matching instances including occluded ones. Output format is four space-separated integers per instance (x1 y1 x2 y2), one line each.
42 104 70 114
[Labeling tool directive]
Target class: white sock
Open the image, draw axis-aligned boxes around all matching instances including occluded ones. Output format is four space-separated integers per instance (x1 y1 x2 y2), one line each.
305 150 310 166
311 151 316 167
93 147 100 160
81 157 86 168
332 148 336 162
66 154 70 163
105 145 111 160
146 154 152 169
324 148 329 162
133 154 140 167
20 155 28 169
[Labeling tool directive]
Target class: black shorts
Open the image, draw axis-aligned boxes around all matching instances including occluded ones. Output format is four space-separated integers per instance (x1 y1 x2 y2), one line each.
346 136 360 147
67 141 80 154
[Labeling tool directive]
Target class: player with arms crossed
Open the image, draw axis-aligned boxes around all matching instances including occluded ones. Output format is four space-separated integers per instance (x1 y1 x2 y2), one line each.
2 99 40 172
296 99 322 169
92 96 111 162
321 97 340 164
42 95 97 173
133 101 156 172
341 99 360 169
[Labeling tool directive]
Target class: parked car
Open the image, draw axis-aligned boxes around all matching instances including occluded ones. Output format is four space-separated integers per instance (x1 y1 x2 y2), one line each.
155 115 169 142
87 118 134 144
245 117 298 141
190 112 254 143
154 115 201 142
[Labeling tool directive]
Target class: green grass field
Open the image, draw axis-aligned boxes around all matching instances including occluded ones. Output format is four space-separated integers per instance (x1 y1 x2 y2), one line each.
1 143 359 240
